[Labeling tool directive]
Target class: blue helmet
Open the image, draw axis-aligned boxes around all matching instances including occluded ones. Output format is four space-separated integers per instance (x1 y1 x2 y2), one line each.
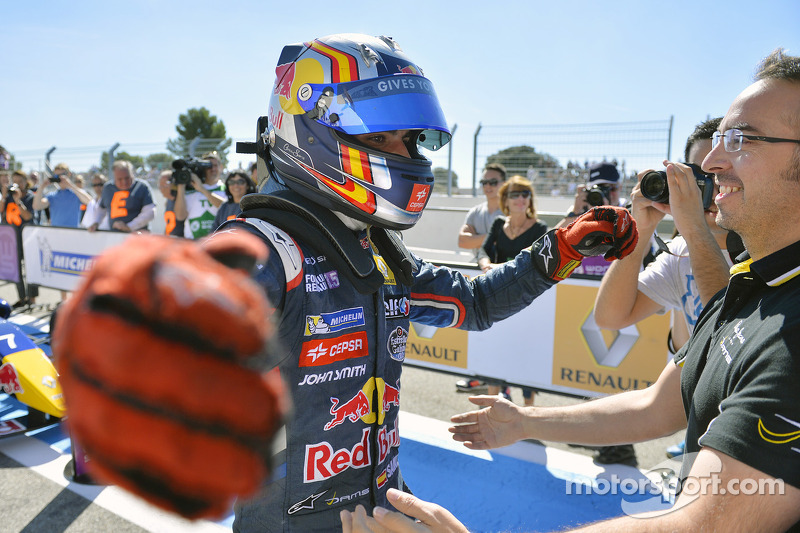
266 34 451 230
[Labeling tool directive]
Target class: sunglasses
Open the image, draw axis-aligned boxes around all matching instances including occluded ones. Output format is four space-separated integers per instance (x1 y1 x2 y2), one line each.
92 183 104 187
228 178 248 186
480 179 500 187
507 190 531 199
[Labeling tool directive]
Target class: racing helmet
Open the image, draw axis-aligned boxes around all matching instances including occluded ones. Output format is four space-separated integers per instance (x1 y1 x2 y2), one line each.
266 33 451 230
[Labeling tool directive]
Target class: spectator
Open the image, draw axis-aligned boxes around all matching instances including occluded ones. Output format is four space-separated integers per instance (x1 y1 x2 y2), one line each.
32 163 93 227
594 118 734 460
454 162 507 394
352 48 800 533
2 170 39 307
80 173 110 231
174 151 225 239
28 171 40 192
556 161 624 229
249 161 258 185
156 170 184 237
212 170 255 231
477 175 547 406
86 160 156 233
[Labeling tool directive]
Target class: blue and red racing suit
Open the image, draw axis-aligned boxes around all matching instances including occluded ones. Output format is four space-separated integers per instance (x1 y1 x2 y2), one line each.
227 212 556 532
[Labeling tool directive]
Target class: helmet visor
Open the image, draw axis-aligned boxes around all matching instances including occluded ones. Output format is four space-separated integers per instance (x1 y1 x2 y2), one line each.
296 75 451 151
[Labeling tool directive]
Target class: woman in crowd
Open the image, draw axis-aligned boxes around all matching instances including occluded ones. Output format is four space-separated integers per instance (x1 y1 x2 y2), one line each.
478 175 547 406
212 170 255 230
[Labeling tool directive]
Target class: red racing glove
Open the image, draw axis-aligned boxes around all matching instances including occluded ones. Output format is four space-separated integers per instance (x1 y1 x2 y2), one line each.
53 232 287 519
531 206 638 281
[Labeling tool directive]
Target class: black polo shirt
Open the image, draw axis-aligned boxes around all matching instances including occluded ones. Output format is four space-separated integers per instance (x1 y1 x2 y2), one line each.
675 238 800 495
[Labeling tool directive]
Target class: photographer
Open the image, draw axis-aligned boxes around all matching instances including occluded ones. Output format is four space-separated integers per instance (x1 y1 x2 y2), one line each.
33 162 93 227
555 161 624 228
174 151 225 240
86 160 155 233
3 170 39 307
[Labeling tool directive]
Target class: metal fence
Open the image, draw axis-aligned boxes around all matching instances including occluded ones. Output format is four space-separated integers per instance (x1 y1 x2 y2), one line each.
472 118 674 200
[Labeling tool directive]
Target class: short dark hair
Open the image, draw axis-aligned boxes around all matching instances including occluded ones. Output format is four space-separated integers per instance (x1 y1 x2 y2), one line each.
483 162 507 181
684 117 723 162
755 48 800 83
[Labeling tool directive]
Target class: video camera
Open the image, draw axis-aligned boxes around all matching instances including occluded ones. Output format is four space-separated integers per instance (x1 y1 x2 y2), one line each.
640 163 715 210
171 158 213 189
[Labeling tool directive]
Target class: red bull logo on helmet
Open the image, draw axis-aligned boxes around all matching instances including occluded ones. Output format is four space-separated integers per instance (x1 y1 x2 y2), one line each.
0 362 23 394
324 377 400 431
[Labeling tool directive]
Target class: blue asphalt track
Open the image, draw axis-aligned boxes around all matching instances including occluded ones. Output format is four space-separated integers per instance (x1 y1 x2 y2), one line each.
2 391 674 533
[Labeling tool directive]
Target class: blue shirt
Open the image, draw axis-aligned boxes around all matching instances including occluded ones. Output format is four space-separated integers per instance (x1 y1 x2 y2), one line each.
46 188 83 227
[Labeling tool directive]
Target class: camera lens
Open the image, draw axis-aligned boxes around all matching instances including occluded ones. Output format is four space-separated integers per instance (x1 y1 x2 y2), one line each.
586 189 605 207
640 171 670 204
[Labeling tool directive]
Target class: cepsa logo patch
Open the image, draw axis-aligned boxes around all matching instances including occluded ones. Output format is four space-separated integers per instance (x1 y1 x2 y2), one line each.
405 184 430 212
299 331 369 367
304 428 371 483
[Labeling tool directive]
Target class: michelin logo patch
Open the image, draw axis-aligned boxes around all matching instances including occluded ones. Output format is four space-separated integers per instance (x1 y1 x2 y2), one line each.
305 307 366 336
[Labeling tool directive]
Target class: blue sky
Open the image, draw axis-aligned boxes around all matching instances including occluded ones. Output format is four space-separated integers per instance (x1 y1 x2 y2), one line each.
3 0 799 187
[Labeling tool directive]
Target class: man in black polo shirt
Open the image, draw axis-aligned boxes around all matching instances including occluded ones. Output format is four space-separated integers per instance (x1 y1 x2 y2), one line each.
347 48 800 533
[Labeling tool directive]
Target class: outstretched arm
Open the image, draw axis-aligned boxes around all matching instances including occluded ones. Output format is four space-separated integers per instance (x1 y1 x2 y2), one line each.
450 360 685 450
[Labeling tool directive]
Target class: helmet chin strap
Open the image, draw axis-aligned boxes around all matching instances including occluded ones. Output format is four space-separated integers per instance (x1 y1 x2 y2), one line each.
333 210 369 231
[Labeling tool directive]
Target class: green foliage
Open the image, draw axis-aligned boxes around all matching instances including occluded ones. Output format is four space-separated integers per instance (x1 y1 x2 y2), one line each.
145 153 173 171
100 151 145 172
486 145 559 176
166 107 232 164
433 167 459 193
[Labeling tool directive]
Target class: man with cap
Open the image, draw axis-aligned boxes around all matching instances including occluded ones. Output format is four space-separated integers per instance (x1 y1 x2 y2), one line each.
556 161 624 229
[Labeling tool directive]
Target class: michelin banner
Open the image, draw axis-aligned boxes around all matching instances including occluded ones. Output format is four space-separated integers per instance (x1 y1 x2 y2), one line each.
405 269 672 399
21 226 130 291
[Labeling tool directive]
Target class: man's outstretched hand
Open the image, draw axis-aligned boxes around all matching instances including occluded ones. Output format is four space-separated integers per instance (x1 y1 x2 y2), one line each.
448 395 528 450
53 232 287 519
532 206 638 281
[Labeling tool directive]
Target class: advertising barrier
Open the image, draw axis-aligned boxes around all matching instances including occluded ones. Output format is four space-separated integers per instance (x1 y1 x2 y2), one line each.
12 226 670 399
0 226 21 284
21 226 130 291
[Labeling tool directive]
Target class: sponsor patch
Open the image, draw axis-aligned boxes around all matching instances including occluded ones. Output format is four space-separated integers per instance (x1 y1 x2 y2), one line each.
287 491 326 515
304 428 371 483
305 270 340 293
326 488 369 507
305 307 365 335
384 296 410 319
387 326 408 361
297 364 367 386
299 331 369 367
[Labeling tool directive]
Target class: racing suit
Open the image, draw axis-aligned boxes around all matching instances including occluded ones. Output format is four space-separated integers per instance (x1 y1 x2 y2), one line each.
227 193 557 532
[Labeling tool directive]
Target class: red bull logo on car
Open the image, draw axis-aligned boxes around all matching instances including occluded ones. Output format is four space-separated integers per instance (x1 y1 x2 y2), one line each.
0 362 23 394
324 377 400 430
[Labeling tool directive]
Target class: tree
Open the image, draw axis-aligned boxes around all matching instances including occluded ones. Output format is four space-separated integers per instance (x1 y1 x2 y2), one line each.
166 107 232 164
486 145 560 177
146 153 173 171
100 151 145 173
432 167 459 193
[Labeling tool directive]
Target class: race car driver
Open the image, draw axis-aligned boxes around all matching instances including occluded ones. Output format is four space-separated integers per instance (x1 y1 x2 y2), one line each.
219 33 638 532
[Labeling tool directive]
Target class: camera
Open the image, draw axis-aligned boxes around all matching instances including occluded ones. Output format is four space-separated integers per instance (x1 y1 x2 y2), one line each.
640 163 715 210
586 185 609 207
49 175 62 183
171 158 213 188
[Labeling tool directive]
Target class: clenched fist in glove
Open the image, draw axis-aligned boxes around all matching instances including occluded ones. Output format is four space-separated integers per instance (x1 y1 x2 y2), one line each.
53 232 287 519
531 206 638 281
